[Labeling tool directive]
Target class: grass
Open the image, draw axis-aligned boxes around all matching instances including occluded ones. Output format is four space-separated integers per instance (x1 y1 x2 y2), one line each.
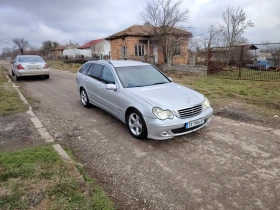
0 66 28 115
0 145 115 210
47 60 82 73
166 70 280 119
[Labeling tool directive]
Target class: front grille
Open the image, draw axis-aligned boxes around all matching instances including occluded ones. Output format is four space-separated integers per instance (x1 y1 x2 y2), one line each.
178 104 202 119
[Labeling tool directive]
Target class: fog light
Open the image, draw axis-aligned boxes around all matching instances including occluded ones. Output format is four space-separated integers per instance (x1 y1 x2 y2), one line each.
161 131 168 136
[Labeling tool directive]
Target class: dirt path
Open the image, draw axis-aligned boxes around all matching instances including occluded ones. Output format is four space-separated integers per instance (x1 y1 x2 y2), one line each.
8 66 280 210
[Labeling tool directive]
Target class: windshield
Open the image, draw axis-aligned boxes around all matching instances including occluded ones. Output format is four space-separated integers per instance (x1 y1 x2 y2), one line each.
115 65 170 88
18 56 45 63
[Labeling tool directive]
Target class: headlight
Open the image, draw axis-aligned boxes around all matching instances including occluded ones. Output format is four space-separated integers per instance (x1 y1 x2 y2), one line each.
152 107 174 120
202 97 210 110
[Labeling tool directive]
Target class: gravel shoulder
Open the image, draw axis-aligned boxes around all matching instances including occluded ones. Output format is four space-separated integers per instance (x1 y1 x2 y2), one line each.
11 67 280 210
0 63 44 152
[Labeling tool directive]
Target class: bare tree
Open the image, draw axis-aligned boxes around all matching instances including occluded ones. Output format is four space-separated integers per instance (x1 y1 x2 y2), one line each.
41 40 59 57
28 46 41 55
219 6 254 63
12 38 29 55
0 38 9 45
203 25 221 51
140 0 190 64
259 41 279 53
0 47 12 58
91 44 102 59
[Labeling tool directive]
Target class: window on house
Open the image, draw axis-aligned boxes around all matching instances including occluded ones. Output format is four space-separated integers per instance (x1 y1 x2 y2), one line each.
121 46 127 58
174 44 180 55
135 45 145 56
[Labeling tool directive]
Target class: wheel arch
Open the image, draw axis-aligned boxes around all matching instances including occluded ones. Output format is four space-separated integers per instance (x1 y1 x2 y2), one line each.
125 107 140 124
80 86 85 92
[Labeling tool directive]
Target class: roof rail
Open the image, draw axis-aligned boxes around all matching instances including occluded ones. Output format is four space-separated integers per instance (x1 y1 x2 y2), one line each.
107 60 114 67
118 58 145 62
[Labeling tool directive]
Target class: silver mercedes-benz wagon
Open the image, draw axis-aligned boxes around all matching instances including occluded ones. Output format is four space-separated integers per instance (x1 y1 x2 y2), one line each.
76 60 213 140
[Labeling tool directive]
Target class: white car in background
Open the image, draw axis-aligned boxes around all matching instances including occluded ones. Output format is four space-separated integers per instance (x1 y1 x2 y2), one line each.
11 55 49 80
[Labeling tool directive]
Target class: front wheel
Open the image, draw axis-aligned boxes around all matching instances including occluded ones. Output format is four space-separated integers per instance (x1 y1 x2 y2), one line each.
80 89 90 108
127 109 148 139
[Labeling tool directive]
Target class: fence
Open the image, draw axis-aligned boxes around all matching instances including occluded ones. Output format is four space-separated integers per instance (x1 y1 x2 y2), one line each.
207 43 280 81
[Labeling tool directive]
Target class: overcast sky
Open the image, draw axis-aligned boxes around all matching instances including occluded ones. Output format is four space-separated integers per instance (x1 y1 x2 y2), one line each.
0 0 279 52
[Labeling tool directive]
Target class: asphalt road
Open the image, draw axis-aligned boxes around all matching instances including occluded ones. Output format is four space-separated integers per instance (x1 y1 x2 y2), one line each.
4 62 280 210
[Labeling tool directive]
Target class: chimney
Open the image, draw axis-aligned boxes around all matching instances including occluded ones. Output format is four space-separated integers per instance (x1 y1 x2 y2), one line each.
70 40 72 44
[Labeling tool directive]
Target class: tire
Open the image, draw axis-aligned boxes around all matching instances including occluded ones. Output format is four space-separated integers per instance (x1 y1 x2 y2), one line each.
12 70 15 76
45 75 49 79
127 109 148 139
80 88 90 108
15 74 20 81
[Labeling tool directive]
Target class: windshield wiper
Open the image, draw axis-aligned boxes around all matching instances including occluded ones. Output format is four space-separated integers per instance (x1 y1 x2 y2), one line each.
150 82 168 86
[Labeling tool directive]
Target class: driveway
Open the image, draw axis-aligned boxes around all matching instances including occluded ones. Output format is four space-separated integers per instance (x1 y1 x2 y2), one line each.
4 63 280 210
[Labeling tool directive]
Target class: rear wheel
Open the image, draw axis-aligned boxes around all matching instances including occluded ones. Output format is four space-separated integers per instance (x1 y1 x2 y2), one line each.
127 109 148 139
80 89 90 108
15 74 20 81
12 69 15 76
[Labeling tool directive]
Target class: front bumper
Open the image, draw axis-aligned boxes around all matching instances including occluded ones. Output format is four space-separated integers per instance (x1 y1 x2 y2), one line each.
144 107 213 140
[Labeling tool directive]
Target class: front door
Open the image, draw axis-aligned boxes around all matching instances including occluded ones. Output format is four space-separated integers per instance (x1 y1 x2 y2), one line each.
98 65 119 117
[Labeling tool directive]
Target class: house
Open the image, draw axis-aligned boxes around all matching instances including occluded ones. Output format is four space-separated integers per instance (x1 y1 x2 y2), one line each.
105 24 192 64
50 45 66 59
79 38 111 59
62 41 92 59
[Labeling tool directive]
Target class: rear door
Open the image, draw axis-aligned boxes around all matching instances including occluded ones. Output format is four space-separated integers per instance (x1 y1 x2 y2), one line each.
76 63 92 91
85 63 104 106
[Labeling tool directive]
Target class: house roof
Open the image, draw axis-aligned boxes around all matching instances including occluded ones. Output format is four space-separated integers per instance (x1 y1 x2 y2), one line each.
243 44 258 50
106 24 192 40
51 45 66 51
79 38 104 49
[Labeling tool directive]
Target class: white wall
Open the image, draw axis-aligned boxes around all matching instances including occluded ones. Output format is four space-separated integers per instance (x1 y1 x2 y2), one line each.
62 49 92 58
94 40 111 56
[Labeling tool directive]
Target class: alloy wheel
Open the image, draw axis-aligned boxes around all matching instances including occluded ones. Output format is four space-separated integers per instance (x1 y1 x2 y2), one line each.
128 113 143 136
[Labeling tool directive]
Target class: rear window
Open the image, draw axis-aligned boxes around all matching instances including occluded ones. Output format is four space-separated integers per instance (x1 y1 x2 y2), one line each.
18 56 44 63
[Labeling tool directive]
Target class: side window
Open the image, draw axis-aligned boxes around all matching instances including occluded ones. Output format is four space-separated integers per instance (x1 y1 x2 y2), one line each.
90 63 103 79
79 63 87 73
86 64 95 76
80 64 92 75
79 65 86 72
102 66 115 84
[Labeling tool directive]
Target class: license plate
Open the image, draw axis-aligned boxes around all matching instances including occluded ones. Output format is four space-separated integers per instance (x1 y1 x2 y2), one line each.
186 118 204 128
28 65 40 69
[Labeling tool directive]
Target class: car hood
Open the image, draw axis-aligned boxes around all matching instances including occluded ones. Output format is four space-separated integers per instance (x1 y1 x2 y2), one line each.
126 82 204 110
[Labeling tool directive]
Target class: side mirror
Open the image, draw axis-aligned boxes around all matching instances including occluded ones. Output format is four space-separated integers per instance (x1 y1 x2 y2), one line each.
10 60 14 64
168 77 172 81
105 84 117 91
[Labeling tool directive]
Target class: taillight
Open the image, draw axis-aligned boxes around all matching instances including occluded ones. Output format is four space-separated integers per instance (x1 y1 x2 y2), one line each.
17 64 24 70
44 64 48 69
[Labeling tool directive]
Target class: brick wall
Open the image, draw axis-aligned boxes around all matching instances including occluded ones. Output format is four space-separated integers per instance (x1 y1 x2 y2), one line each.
110 37 153 60
172 39 188 65
109 36 189 64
